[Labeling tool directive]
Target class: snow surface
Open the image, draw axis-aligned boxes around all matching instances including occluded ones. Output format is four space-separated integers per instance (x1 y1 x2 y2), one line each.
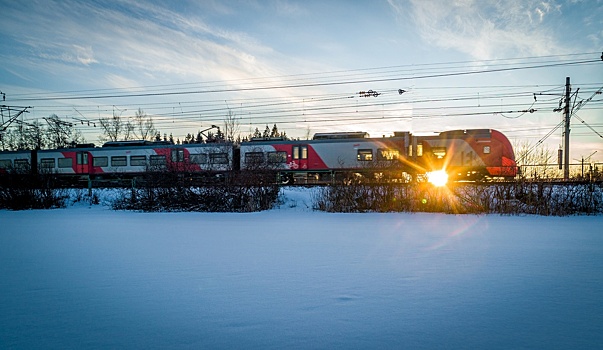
1 188 602 349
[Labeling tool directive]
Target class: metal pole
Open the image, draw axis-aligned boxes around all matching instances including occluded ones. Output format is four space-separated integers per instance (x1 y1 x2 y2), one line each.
563 77 571 180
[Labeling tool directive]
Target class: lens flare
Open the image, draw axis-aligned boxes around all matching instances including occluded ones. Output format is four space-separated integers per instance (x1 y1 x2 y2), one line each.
426 170 448 187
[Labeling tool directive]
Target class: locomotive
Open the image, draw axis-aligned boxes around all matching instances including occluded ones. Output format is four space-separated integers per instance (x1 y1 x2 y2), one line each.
0 129 517 185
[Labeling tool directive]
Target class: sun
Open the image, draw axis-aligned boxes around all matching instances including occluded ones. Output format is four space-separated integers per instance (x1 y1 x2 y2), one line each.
426 170 448 187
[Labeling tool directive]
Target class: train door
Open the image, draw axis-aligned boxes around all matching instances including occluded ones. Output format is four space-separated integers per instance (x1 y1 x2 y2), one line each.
292 145 308 170
76 151 90 174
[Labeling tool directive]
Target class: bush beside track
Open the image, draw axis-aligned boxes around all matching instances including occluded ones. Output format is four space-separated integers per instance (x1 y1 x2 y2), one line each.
313 179 603 216
1 170 602 215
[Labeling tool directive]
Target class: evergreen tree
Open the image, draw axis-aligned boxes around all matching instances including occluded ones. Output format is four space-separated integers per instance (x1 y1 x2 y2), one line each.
215 128 225 142
270 124 279 138
206 131 215 143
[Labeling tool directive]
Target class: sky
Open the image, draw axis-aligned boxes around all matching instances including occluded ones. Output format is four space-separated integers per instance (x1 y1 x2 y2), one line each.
0 0 602 162
1 188 603 348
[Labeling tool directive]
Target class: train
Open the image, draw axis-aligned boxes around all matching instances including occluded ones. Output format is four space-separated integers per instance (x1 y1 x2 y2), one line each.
0 128 517 185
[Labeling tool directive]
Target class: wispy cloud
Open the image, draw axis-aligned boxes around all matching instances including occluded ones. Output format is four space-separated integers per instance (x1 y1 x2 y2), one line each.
389 0 566 59
0 0 290 89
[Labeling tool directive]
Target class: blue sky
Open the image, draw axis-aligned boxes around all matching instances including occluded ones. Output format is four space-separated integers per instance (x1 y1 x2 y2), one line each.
1 0 602 161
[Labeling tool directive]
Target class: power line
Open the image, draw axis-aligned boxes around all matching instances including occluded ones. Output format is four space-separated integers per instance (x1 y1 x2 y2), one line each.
9 58 601 102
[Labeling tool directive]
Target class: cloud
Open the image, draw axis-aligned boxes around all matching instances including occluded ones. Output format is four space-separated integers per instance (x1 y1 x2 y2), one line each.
0 0 288 85
73 45 97 66
390 0 565 59
273 0 308 16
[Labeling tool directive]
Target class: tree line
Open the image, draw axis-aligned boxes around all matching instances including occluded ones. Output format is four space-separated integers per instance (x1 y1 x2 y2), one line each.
0 108 290 151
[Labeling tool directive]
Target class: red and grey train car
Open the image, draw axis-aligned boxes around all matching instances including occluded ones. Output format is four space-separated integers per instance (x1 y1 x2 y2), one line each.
0 140 233 181
239 129 517 182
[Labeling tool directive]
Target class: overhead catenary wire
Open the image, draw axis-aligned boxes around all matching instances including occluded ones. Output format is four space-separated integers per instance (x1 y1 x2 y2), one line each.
6 56 601 102
2 53 601 149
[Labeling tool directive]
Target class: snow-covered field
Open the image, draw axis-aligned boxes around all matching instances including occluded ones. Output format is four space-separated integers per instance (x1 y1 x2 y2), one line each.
1 188 602 349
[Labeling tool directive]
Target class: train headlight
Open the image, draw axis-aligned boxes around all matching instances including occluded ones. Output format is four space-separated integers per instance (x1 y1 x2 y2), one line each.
426 170 448 187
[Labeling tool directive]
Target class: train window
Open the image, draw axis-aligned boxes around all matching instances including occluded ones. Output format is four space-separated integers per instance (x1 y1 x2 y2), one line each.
130 155 147 166
93 157 108 167
58 158 72 168
432 147 446 159
293 146 308 160
210 153 228 164
0 160 12 168
190 154 208 164
409 144 424 157
377 148 399 161
76 152 88 165
40 158 55 168
245 152 264 166
14 159 30 170
111 156 127 167
150 155 166 166
267 151 287 164
357 149 373 161
171 149 184 163
483 146 491 154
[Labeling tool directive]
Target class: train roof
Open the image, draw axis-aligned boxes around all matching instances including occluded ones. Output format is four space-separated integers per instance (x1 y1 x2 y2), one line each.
312 132 370 140
439 129 493 139
102 140 173 147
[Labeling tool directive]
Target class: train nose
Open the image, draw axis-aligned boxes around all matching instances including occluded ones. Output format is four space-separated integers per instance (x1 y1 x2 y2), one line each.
502 156 517 176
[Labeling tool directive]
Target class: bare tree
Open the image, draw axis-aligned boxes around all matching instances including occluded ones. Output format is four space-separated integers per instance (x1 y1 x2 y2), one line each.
123 119 135 141
305 126 312 140
133 108 157 141
514 140 559 179
98 109 137 142
21 121 45 150
45 114 82 148
223 108 240 142
99 112 123 142
0 119 73 151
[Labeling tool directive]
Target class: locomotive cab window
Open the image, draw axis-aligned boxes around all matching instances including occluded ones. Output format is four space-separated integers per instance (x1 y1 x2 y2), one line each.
483 146 491 154
431 147 446 159
377 148 399 161
267 151 287 164
93 157 108 167
357 149 373 161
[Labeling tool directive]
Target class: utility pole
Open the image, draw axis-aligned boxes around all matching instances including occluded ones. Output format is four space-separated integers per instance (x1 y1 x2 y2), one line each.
563 77 571 180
